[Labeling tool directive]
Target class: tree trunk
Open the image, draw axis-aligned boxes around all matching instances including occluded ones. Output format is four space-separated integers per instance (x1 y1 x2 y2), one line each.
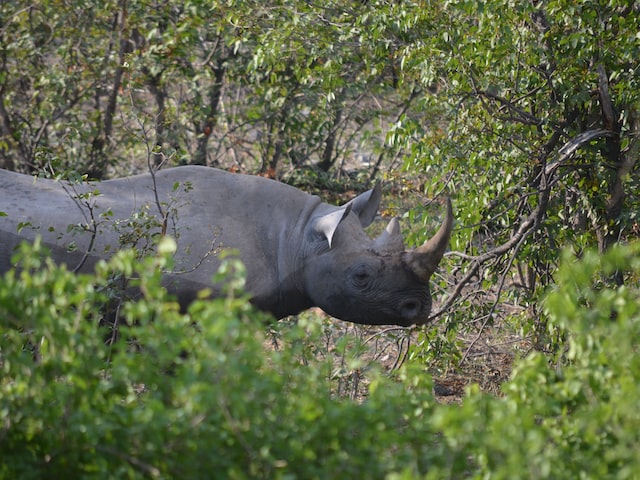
88 0 130 180
317 107 343 172
595 64 628 285
146 72 167 168
0 90 17 171
595 67 622 243
193 60 225 166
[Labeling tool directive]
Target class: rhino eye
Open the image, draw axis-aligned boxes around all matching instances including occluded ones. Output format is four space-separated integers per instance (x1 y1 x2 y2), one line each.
354 272 369 282
351 267 372 287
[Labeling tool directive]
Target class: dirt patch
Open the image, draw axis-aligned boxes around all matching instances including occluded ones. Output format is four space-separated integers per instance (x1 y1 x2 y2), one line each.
268 308 529 404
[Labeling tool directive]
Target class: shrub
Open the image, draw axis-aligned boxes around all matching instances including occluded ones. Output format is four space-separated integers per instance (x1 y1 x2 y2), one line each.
2 239 638 478
0 240 446 479
430 242 640 479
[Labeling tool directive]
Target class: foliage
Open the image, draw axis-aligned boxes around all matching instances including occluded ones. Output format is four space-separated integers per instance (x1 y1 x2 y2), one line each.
0 0 413 176
2 238 639 478
400 0 639 253
0 240 442 478
431 241 640 479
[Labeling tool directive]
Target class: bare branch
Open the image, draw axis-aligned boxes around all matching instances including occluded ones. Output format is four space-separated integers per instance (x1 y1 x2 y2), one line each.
460 219 531 364
478 89 543 126
430 185 546 322
544 129 614 176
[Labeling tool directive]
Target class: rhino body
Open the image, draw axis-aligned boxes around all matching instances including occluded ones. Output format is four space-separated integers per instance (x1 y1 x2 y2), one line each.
0 166 452 326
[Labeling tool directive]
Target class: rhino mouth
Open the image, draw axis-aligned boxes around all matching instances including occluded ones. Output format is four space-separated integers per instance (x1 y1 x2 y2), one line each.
398 299 423 321
386 292 433 326
325 297 432 327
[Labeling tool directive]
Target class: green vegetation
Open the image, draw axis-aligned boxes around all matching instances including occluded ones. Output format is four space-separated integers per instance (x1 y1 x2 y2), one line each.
2 232 639 478
1 0 639 477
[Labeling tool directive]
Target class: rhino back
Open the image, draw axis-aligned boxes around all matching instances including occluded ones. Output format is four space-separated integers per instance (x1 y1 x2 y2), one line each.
137 167 321 298
0 169 88 249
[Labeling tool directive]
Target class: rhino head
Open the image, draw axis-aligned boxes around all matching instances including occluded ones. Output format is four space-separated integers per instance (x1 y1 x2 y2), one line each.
302 185 453 326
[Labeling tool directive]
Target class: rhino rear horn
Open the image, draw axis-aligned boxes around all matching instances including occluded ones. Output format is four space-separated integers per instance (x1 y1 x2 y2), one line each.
373 217 404 252
406 198 454 281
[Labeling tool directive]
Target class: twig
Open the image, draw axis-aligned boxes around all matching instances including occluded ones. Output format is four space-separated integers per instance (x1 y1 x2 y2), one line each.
430 206 539 321
45 163 101 274
460 220 531 365
96 445 161 478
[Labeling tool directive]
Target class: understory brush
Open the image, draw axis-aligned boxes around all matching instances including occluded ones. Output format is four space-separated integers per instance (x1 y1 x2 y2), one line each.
1 240 638 479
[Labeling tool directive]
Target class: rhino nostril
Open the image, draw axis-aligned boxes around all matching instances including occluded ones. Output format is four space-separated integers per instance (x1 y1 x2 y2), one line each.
400 300 420 318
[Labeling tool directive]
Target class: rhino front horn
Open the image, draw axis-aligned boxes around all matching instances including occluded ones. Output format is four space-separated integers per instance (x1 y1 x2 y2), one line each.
406 198 454 281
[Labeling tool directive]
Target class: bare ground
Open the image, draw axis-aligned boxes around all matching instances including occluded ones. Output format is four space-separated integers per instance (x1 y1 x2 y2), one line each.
267 308 531 404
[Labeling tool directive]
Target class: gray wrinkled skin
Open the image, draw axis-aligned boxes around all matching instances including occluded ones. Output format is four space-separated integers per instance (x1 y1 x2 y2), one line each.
0 166 452 326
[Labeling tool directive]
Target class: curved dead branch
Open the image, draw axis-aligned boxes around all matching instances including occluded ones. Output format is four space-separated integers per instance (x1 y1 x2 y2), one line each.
429 128 619 329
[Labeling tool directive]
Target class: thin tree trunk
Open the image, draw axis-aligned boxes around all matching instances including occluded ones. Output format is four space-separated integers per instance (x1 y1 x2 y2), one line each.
146 72 167 167
317 107 343 172
193 60 225 166
89 0 129 179
0 88 18 171
595 66 623 251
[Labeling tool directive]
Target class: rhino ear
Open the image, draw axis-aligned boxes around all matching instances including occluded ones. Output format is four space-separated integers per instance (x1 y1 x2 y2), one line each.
345 183 382 228
314 204 353 248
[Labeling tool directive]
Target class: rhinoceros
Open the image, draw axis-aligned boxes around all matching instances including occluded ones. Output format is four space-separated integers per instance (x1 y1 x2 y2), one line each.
0 166 452 326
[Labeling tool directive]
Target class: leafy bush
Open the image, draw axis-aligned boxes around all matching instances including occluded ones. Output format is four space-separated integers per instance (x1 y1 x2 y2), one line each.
0 240 446 478
2 240 639 478
430 242 640 479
